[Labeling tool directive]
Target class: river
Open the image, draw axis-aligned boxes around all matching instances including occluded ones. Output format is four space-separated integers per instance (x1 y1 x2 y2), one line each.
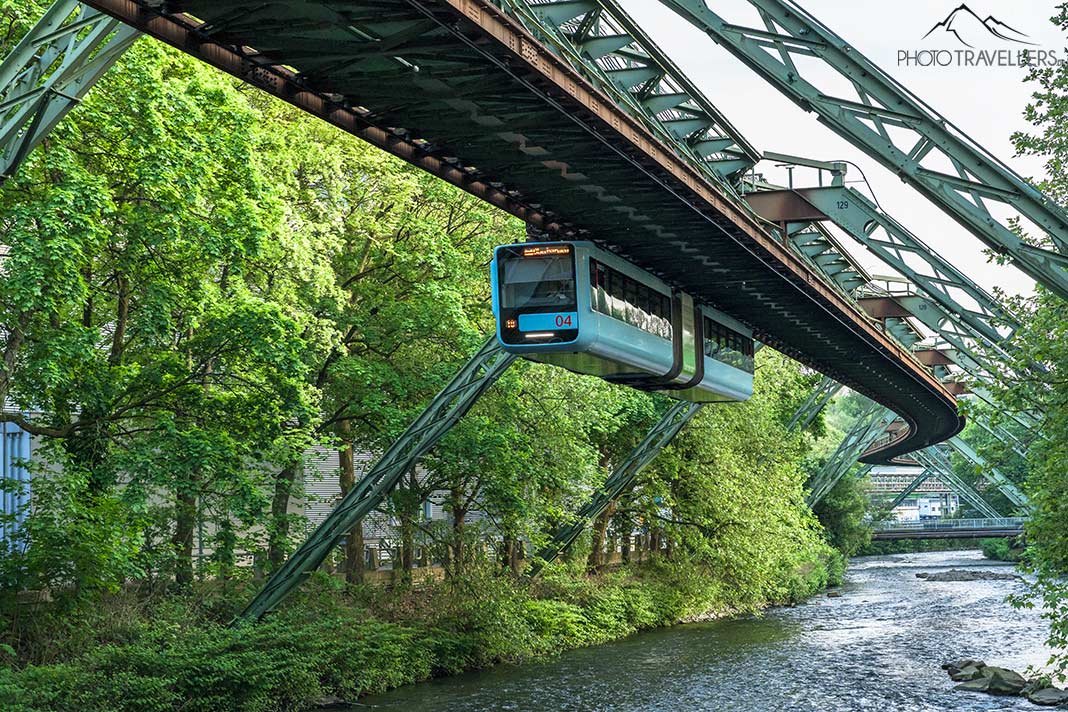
357 550 1057 711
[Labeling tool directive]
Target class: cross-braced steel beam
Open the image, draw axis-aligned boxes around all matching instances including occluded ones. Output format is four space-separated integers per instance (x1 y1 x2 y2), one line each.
911 450 1003 519
946 437 1030 511
659 0 1068 300
235 337 516 622
807 400 895 506
787 375 841 432
499 0 760 185
0 0 139 182
885 470 930 512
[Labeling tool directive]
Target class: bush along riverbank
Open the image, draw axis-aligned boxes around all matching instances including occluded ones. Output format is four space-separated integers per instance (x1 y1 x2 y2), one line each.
0 551 842 712
980 538 1027 563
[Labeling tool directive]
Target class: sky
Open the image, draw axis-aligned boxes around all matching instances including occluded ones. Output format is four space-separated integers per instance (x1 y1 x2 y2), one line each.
617 0 1066 298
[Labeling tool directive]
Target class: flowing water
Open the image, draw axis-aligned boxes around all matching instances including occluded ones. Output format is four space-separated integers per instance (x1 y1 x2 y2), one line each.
356 550 1058 711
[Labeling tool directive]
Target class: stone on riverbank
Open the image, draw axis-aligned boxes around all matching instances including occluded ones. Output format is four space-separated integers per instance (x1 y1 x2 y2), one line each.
943 658 986 676
946 661 1037 699
950 665 987 682
983 667 1029 695
1026 686 1068 706
917 569 1020 582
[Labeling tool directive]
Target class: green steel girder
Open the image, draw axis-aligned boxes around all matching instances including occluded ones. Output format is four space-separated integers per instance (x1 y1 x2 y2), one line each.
787 225 871 298
533 363 840 572
795 186 1019 347
0 0 139 182
966 407 1030 461
498 0 761 184
236 337 516 622
806 399 895 506
882 468 1002 519
877 465 999 521
786 374 841 431
886 470 929 511
659 0 1068 300
945 436 1030 511
528 399 702 574
912 450 1003 519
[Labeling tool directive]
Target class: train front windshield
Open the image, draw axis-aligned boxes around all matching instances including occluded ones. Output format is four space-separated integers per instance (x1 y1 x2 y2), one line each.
497 244 579 345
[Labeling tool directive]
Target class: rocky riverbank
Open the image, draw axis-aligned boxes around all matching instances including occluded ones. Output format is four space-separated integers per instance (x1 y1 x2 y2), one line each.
917 570 1021 582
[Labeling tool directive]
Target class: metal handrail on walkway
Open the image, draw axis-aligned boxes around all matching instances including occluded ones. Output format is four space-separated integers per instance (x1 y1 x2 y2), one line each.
872 517 1027 531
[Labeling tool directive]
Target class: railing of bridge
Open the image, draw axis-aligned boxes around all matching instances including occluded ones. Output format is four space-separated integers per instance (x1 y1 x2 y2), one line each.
871 517 1028 532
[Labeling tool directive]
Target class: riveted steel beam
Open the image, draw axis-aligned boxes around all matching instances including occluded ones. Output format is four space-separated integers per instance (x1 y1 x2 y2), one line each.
946 437 1030 511
499 0 761 184
885 470 930 511
807 399 896 506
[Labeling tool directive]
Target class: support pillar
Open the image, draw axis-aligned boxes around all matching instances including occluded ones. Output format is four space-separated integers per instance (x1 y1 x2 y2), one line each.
235 337 515 622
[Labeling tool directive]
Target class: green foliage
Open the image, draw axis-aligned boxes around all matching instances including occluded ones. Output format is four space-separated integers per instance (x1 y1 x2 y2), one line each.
980 538 1026 563
978 5 1068 678
812 474 873 556
0 553 844 710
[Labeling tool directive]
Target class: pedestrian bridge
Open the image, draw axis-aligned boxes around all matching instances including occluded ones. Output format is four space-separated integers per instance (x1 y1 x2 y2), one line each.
871 518 1027 541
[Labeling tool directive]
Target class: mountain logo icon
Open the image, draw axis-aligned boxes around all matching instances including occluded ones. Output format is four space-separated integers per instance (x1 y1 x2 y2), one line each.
923 4 1036 47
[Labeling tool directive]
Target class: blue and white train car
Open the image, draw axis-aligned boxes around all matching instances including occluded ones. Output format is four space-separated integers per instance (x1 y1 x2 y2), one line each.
490 241 754 403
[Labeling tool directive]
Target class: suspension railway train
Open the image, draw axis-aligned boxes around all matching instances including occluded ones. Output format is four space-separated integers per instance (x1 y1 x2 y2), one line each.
490 241 754 403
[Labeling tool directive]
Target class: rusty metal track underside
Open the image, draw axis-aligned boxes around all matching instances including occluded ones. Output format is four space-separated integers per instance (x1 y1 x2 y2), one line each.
82 0 964 461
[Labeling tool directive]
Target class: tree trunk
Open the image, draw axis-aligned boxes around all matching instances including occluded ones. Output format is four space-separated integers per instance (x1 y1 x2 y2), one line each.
447 484 466 579
268 462 300 571
215 508 236 580
586 500 616 572
501 534 522 576
172 489 196 586
338 432 365 584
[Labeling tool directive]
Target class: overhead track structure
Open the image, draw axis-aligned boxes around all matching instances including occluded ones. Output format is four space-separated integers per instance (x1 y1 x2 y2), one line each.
657 0 1068 300
54 0 963 463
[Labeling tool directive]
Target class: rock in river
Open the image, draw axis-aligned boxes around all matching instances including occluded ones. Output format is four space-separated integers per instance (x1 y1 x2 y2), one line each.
917 569 1020 582
1027 686 1068 706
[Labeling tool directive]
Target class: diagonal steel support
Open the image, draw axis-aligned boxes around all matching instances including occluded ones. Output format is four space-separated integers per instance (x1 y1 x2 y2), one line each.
787 375 841 431
787 185 1019 348
806 399 895 507
501 0 760 184
235 337 516 622
885 470 929 511
528 400 702 575
0 0 139 182
659 0 1068 299
946 437 1030 511
912 450 1003 519
530 367 843 574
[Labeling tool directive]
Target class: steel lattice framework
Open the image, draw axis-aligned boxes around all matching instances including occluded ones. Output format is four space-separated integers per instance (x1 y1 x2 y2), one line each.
0 0 138 182
237 338 516 622
657 0 1068 300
